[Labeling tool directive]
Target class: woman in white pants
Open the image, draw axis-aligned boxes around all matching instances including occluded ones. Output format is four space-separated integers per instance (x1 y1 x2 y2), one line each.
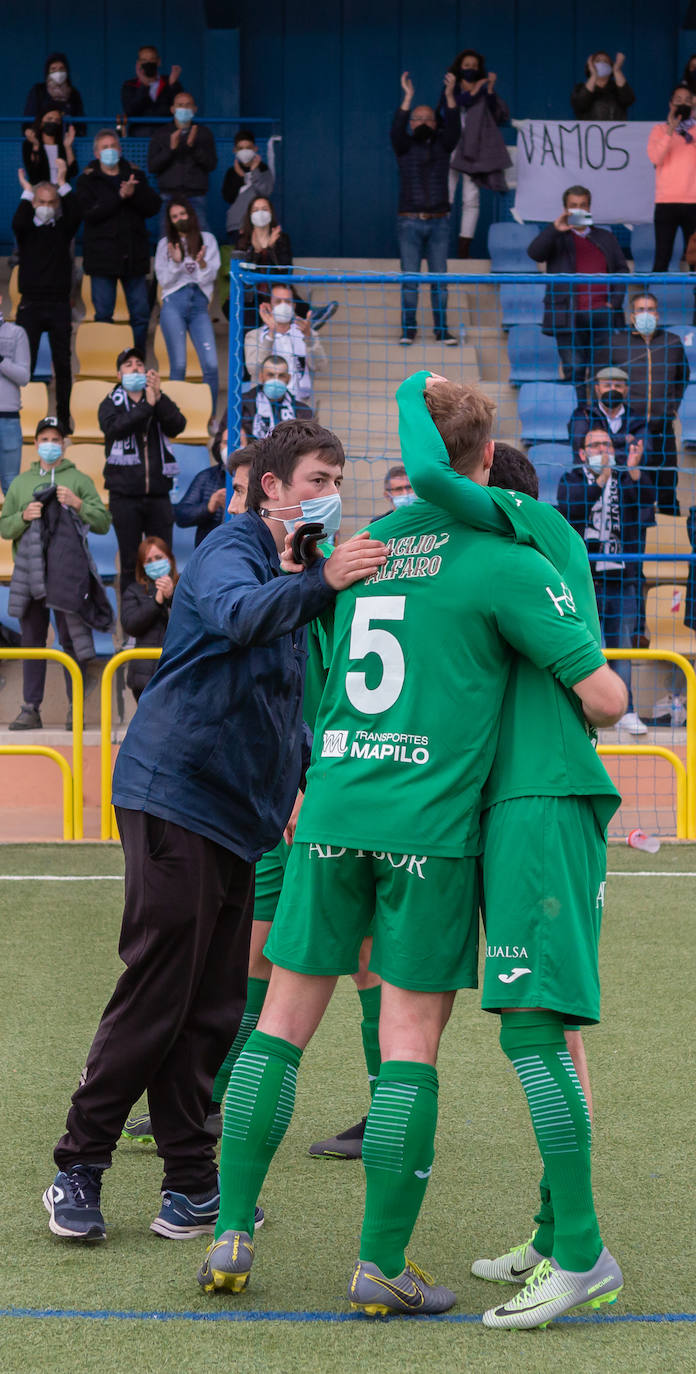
441 49 510 257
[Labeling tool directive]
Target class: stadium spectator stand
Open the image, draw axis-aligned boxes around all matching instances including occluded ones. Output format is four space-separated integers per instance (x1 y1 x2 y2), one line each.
487 222 541 273
526 442 573 504
507 325 560 385
518 382 576 443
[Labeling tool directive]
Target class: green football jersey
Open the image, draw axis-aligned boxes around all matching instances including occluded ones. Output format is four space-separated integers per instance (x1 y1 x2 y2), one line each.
397 372 621 828
295 500 606 858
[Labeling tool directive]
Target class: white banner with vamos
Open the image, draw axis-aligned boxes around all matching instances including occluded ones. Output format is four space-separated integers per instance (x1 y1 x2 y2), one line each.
513 120 656 224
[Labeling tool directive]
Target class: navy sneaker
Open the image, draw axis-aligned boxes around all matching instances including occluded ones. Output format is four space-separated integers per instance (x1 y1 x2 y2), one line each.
310 301 339 331
151 1185 264 1239
43 1165 106 1241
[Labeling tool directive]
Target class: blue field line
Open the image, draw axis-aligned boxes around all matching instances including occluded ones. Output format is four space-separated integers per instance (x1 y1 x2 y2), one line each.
0 1307 694 1326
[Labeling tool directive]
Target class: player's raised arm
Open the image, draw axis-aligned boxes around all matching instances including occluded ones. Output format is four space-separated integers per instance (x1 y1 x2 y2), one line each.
571 662 628 727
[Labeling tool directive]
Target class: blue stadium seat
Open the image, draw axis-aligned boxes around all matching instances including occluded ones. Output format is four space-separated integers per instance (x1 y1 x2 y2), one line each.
32 332 53 383
499 282 545 330
0 584 21 639
527 443 573 504
518 383 576 443
664 324 696 372
87 526 120 582
630 224 683 273
649 282 696 327
170 444 211 505
507 326 560 385
91 587 118 659
679 384 696 447
172 520 198 573
488 222 541 273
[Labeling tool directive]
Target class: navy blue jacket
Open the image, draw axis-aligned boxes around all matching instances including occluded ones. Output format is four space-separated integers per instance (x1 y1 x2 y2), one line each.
390 107 460 214
173 459 226 546
557 464 645 561
112 512 335 859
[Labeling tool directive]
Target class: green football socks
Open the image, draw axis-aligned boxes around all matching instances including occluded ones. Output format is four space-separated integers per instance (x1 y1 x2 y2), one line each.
216 1029 302 1238
359 1059 439 1278
211 977 269 1110
500 1011 602 1272
357 985 382 1096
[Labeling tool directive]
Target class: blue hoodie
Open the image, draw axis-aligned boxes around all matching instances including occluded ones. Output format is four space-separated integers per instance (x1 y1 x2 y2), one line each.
112 511 334 859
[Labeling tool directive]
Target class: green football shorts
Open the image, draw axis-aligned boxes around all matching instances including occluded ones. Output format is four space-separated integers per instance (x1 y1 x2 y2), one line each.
264 843 480 992
480 795 607 1025
253 840 289 922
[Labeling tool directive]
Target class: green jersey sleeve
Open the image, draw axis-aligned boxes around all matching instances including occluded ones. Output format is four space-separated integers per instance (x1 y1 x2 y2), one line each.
491 545 606 688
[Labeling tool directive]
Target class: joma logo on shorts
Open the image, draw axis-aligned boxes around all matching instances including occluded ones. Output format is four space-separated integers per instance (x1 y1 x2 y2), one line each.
321 730 349 758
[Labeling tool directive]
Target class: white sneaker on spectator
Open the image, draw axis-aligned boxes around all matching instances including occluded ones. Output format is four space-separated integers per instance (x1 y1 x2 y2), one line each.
617 712 648 735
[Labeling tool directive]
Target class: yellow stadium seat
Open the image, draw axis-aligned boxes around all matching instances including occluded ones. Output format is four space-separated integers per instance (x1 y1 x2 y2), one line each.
645 584 696 657
69 380 110 441
160 381 212 442
0 536 14 582
81 277 131 323
75 324 134 380
20 383 50 440
643 514 693 585
65 442 107 496
7 265 19 320
153 325 204 381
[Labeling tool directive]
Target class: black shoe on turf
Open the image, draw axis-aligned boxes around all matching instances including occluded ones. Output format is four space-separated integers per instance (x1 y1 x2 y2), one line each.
122 1108 223 1144
43 1165 106 1240
309 1116 367 1159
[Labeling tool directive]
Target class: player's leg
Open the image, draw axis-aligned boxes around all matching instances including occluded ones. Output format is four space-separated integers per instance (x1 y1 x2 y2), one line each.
349 853 479 1316
198 843 375 1294
309 938 382 1159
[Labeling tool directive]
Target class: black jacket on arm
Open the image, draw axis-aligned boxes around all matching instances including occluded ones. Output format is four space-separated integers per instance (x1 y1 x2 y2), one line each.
148 123 218 197
527 224 629 335
120 579 172 694
390 106 460 214
12 192 82 301
76 159 161 278
99 388 186 497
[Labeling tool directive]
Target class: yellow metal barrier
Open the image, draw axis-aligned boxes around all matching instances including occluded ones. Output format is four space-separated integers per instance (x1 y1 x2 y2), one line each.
598 745 688 839
0 745 74 839
603 648 696 838
0 648 84 837
100 648 162 840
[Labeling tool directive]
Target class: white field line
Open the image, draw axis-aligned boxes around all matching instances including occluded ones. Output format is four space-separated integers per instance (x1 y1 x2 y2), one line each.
0 872 695 882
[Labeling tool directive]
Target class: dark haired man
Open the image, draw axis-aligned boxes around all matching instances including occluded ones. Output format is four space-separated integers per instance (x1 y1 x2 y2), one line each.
399 372 624 1329
198 379 625 1317
44 419 387 1246
528 187 628 400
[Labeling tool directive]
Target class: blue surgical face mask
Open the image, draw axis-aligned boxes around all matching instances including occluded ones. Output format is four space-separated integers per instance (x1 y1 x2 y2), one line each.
634 311 657 335
392 491 417 508
122 370 148 392
268 493 343 538
99 146 119 167
174 107 194 124
594 60 612 78
37 441 62 465
263 379 288 402
586 448 615 472
145 557 171 580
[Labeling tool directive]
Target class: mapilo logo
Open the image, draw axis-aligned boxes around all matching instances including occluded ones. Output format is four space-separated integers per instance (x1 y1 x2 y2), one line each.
321 730 349 758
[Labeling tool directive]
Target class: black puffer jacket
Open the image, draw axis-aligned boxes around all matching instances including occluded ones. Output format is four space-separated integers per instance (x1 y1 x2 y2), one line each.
120 578 172 696
76 158 161 277
390 106 460 214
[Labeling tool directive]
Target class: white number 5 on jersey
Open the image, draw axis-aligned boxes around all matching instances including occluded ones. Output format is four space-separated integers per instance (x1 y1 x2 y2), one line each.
345 597 406 713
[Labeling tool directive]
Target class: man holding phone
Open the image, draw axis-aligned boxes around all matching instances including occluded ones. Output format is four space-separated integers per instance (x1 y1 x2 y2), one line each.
527 187 628 401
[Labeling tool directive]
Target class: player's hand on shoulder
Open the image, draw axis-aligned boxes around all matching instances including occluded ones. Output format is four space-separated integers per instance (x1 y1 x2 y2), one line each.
323 531 387 591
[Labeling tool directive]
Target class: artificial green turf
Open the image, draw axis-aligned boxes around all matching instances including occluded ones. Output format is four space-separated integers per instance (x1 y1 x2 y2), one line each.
1 843 695 1373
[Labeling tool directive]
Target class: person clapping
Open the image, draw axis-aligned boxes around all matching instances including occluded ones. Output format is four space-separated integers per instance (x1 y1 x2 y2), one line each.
571 51 635 121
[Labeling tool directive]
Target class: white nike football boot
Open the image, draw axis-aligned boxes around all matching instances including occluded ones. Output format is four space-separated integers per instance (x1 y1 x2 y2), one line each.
482 1248 623 1329
471 1235 545 1284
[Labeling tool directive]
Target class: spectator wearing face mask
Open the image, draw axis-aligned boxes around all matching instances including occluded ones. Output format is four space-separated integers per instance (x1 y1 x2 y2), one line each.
99 347 186 592
23 54 85 136
0 417 112 732
440 49 510 259
13 169 81 434
599 292 690 515
391 70 461 344
154 199 220 414
173 423 234 548
148 93 217 233
528 185 628 401
222 130 275 245
371 463 417 521
120 537 179 702
23 111 78 186
569 367 648 461
647 86 696 271
241 356 313 441
557 428 648 735
571 52 635 121
244 284 327 404
0 300 31 496
76 130 161 354
232 197 338 332
121 46 183 138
